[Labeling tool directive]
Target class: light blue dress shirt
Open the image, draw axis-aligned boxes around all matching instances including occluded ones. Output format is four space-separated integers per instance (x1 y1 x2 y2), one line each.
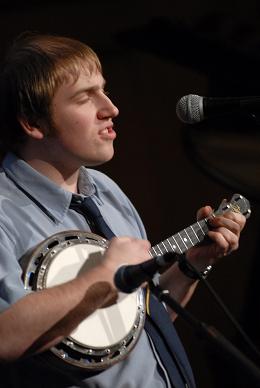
0 152 170 388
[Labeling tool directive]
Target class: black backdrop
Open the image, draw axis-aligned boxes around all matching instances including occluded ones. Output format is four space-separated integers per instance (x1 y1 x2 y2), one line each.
1 1 260 386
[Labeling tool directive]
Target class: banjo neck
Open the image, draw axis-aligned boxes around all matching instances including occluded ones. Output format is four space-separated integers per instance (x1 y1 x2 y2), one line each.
149 193 251 258
150 217 208 258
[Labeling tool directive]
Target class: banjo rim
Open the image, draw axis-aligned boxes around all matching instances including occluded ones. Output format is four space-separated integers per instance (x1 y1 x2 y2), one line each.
21 230 146 370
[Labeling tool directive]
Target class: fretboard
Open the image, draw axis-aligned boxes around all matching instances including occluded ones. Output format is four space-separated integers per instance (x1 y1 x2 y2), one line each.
148 193 251 258
149 218 209 258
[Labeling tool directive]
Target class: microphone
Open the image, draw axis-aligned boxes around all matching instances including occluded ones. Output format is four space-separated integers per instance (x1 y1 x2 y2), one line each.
176 94 260 124
114 252 177 293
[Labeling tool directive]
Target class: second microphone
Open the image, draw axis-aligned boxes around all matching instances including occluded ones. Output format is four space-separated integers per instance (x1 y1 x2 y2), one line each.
114 252 178 293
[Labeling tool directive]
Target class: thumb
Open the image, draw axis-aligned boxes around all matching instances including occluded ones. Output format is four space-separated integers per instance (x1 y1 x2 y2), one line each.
197 205 213 221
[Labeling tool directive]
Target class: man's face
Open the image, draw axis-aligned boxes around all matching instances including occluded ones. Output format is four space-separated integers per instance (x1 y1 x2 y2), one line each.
47 66 119 168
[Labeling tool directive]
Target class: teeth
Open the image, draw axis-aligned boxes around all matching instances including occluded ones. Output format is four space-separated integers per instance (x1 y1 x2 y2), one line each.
100 128 109 134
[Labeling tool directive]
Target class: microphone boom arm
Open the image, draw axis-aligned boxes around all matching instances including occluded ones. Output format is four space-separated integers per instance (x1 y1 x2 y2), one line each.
150 282 260 386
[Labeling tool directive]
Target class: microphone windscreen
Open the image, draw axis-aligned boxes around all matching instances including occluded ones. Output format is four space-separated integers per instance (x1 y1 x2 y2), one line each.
176 94 204 124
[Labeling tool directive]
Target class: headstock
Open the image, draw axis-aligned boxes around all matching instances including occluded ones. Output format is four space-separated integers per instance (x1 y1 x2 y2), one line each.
214 193 251 219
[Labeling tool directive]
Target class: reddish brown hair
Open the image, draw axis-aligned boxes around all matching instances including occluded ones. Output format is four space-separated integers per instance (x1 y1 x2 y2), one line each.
0 32 102 153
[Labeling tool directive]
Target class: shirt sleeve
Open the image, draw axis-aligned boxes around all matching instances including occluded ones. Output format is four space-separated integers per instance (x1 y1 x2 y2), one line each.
0 226 28 312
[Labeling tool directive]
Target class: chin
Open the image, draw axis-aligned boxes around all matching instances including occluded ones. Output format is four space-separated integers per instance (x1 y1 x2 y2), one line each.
85 150 115 167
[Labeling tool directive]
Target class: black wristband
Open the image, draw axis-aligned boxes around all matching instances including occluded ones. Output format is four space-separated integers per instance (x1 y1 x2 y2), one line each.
178 256 213 280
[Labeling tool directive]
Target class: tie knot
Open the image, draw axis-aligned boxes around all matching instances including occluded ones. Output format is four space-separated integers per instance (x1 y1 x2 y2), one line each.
70 195 115 239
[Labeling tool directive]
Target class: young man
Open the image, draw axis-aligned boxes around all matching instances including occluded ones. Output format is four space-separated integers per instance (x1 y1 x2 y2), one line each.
0 32 245 387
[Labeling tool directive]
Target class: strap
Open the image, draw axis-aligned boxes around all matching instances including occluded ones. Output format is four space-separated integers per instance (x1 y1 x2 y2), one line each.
145 290 196 388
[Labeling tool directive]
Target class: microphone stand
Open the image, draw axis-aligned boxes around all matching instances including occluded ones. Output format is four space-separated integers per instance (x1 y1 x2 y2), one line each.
150 283 260 386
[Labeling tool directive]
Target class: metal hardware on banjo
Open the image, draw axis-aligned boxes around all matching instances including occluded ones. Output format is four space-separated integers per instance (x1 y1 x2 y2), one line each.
21 193 251 370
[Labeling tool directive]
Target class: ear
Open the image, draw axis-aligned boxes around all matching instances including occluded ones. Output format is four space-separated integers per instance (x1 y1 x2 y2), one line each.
18 118 45 140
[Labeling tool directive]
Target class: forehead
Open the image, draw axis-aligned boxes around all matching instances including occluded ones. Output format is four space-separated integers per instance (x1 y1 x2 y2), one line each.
54 65 105 100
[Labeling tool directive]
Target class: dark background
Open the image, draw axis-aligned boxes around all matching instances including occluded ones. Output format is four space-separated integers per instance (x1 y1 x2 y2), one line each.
2 1 260 386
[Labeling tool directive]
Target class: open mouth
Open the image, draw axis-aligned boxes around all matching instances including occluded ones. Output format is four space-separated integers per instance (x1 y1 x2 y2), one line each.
99 127 116 139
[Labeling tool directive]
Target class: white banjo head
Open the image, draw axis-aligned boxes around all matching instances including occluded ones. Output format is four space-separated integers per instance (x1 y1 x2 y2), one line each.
21 230 146 370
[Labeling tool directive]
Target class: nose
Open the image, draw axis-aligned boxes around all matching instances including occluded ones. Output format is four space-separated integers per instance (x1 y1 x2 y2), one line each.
97 94 119 120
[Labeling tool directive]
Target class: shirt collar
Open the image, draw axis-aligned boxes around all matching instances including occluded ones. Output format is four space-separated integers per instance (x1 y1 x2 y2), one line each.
2 152 96 223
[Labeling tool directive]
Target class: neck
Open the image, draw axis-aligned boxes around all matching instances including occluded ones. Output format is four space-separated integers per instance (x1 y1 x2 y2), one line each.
19 145 80 194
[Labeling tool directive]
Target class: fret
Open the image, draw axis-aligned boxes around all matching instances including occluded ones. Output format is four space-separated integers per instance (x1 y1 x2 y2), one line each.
178 231 189 250
172 233 186 253
161 238 176 253
166 238 176 252
197 220 209 241
190 221 208 243
183 228 194 247
190 224 201 242
201 219 209 234
154 241 168 255
184 225 199 245
171 235 183 254
161 241 169 252
157 245 164 255
150 246 159 257
149 250 153 258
